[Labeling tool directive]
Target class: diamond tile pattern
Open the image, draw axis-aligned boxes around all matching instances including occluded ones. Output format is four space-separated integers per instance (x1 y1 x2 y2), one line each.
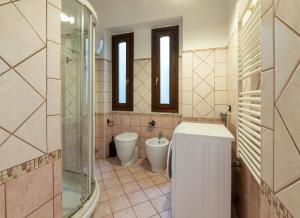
0 0 61 172
134 60 151 113
0 4 44 66
0 70 44 132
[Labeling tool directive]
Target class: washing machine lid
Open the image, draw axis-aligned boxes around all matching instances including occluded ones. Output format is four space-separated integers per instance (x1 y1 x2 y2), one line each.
115 132 138 141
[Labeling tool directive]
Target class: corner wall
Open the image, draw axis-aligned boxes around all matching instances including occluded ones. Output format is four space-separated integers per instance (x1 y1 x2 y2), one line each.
260 0 300 217
0 0 62 217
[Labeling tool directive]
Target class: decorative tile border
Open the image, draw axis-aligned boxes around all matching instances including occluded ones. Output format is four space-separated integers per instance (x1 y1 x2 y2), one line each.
0 149 61 185
261 181 294 218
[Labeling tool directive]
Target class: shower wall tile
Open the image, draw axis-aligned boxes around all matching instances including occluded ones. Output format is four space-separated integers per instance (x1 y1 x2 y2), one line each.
47 0 61 9
5 163 53 217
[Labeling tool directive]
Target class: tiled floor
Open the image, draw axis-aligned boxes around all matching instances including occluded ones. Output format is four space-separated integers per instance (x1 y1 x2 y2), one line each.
93 158 172 218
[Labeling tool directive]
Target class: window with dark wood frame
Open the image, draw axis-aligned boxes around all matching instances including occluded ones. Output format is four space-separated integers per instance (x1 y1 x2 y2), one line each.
152 26 179 113
112 33 134 111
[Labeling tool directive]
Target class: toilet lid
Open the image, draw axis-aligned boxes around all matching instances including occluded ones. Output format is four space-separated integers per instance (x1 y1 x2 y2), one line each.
115 132 138 141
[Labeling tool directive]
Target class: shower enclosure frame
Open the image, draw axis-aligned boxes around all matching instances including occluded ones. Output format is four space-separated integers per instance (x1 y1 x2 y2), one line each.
61 0 99 217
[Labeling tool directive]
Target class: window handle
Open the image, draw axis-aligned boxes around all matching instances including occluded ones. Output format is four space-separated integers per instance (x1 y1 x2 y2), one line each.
155 77 159 86
126 78 130 86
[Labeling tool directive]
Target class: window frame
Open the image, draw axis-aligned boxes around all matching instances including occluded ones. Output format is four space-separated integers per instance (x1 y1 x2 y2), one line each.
112 32 134 111
151 26 179 113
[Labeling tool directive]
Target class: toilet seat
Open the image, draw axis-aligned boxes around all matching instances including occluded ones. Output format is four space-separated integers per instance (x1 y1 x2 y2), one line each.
115 132 138 142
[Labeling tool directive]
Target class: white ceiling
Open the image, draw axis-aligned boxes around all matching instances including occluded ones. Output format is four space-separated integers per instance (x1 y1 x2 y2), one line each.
89 0 236 50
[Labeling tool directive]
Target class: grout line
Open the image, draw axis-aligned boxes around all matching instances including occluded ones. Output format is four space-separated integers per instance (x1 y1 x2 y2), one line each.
274 177 300 195
275 16 300 37
272 1 276 192
275 60 300 104
13 2 46 45
275 107 300 155
13 67 47 101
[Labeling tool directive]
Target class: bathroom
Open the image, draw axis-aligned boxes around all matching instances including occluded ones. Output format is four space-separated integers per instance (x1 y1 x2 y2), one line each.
0 0 299 217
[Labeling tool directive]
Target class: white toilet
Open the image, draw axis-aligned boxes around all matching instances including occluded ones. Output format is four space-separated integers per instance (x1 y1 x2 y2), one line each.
115 132 138 166
145 137 170 172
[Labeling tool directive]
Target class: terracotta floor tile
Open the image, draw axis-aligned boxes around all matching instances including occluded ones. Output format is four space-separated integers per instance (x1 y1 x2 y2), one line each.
103 178 121 189
106 186 125 200
151 175 168 185
93 201 112 218
113 207 137 218
160 209 172 218
138 178 155 190
123 182 141 194
129 166 144 173
99 190 108 202
143 186 164 200
102 171 117 180
158 182 171 194
119 174 135 184
151 196 171 213
133 201 157 218
132 171 148 180
127 191 148 206
109 196 131 213
116 168 130 177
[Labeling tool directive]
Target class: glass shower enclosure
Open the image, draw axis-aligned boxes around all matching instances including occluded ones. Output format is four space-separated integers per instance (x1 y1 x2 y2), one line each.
61 0 97 217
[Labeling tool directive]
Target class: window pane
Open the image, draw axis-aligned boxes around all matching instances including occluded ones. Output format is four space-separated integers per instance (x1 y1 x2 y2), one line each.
118 42 126 104
160 36 170 104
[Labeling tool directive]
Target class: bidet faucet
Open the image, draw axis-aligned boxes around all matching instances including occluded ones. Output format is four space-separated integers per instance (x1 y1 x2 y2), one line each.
158 131 162 139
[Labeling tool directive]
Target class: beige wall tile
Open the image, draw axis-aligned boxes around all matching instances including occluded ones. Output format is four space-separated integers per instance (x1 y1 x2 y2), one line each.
261 69 274 129
47 79 61 115
6 163 53 217
47 3 61 44
215 62 227 77
274 110 300 192
261 0 273 16
47 115 62 152
277 180 300 217
276 0 300 34
15 0 46 43
0 128 10 146
261 127 274 189
0 136 42 171
215 48 227 63
275 18 300 100
15 48 46 98
48 0 61 9
0 58 9 74
0 70 44 132
276 64 300 150
0 4 44 66
15 103 47 152
47 41 61 79
261 8 274 71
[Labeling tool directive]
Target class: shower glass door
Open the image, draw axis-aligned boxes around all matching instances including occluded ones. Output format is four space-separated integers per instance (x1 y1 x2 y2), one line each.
61 0 95 217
